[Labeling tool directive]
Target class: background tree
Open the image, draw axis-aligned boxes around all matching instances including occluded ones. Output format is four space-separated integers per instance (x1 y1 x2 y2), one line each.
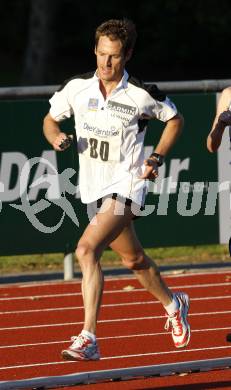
21 0 61 85
0 0 231 86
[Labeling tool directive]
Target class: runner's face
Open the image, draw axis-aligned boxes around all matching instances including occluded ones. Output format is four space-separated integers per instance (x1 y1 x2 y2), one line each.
95 36 127 83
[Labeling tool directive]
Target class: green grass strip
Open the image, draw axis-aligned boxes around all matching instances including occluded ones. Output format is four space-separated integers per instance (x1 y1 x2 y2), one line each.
0 244 229 275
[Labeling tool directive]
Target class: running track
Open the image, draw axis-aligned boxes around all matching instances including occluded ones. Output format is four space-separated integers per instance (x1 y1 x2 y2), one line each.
0 269 231 389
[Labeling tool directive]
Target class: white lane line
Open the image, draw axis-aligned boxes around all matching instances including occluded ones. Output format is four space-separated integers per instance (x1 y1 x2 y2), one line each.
1 268 231 290
1 326 231 349
1 282 231 301
1 345 231 371
102 345 231 360
1 295 231 315
1 310 231 331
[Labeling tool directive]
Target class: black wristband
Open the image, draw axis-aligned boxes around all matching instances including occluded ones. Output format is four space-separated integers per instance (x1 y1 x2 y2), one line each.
59 135 73 150
149 152 164 167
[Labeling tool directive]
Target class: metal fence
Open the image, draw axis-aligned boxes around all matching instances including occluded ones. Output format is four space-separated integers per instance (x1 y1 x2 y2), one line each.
0 78 231 98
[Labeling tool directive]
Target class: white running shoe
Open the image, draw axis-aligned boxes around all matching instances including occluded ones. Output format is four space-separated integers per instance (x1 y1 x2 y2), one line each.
62 334 100 361
165 292 190 348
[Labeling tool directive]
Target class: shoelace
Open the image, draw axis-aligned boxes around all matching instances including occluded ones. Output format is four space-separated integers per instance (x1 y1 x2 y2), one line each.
70 335 86 348
164 312 182 336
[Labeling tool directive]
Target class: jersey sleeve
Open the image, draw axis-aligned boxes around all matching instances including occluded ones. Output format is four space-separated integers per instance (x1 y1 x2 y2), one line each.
142 85 178 122
49 83 73 122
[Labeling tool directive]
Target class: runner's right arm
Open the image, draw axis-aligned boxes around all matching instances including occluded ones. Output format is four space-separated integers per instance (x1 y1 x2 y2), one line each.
43 113 69 151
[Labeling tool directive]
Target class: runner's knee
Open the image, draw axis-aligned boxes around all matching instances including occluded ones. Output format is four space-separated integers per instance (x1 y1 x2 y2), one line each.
122 252 150 270
75 243 98 264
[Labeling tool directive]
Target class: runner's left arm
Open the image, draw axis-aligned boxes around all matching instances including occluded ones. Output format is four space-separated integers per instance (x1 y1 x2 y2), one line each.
140 89 184 180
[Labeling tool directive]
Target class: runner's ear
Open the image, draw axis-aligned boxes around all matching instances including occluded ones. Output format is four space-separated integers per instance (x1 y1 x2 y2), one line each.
125 49 133 62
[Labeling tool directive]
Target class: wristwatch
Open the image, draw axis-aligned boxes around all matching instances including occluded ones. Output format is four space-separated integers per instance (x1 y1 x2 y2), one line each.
149 152 165 167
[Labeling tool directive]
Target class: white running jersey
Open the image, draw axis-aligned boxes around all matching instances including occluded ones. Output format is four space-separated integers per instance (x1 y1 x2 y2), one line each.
49 70 178 204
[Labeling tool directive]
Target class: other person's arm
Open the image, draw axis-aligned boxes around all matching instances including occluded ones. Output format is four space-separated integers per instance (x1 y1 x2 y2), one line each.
207 87 231 153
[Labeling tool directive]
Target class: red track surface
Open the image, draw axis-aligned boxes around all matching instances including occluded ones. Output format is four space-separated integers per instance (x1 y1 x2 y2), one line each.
0 270 231 389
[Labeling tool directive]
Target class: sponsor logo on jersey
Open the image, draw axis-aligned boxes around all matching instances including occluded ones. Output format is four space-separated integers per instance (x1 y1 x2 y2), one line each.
107 100 136 116
83 122 119 137
88 98 99 111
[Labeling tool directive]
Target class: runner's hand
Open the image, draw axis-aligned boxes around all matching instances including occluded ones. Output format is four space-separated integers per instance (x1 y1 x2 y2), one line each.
53 133 73 151
140 158 159 181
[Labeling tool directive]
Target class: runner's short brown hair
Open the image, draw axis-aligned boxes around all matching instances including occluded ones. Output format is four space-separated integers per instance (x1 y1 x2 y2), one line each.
95 19 137 55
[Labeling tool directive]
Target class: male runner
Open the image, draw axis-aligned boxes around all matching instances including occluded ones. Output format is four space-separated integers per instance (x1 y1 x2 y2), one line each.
43 18 190 361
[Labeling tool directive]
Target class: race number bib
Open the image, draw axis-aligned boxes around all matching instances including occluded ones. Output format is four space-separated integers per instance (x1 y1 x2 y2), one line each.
78 111 123 162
